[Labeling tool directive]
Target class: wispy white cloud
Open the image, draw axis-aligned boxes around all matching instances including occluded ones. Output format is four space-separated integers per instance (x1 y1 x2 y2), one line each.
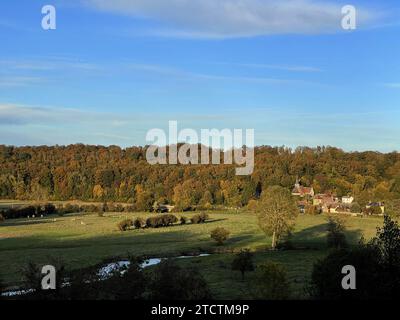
127 63 321 86
0 103 124 125
85 0 379 38
232 63 322 73
0 58 102 72
383 83 400 88
0 76 44 87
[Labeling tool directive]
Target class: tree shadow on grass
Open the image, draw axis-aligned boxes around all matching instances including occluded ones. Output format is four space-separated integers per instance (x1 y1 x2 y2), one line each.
203 218 228 224
2 219 53 227
292 221 363 250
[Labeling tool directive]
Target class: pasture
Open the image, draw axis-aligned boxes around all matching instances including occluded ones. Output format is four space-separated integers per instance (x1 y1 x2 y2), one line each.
0 207 384 298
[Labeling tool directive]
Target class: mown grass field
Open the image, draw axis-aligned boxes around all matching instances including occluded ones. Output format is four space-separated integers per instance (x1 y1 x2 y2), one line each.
0 205 384 299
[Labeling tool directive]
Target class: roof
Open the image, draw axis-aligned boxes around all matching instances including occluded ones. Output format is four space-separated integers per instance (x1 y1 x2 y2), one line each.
292 185 314 195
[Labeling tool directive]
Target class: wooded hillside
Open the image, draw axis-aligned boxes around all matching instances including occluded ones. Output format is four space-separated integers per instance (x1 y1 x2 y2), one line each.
1 144 399 210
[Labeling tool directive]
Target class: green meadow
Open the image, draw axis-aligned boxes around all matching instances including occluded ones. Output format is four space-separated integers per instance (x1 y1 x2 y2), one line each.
0 207 384 299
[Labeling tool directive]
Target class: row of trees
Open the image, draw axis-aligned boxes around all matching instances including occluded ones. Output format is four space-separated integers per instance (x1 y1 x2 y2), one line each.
1 144 400 208
117 213 210 231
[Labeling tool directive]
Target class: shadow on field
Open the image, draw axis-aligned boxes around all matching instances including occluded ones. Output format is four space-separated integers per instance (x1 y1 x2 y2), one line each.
204 218 227 224
2 219 54 227
292 222 363 249
0 228 212 255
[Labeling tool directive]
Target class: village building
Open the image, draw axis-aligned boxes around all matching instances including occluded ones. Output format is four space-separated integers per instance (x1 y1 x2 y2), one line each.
291 178 314 197
290 178 384 216
366 202 385 214
342 196 354 204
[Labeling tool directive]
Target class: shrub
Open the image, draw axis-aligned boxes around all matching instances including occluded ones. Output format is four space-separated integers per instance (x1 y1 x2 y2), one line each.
149 260 212 300
254 262 291 300
191 213 209 224
326 215 348 249
97 211 105 217
199 212 209 222
21 259 66 299
385 199 400 217
0 213 5 223
162 214 178 226
305 205 321 215
246 199 258 212
350 202 361 213
180 216 187 225
190 214 201 224
117 219 133 231
210 227 230 245
310 215 400 299
64 204 81 214
231 249 254 280
44 203 56 215
146 214 178 228
370 205 383 215
146 217 160 228
134 217 145 229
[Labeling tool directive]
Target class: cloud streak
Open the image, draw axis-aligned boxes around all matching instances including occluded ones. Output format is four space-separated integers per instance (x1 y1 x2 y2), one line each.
127 63 321 86
383 83 400 88
85 0 378 38
0 76 44 87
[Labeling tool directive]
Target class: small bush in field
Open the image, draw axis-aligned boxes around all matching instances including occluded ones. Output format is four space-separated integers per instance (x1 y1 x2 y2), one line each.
210 227 230 245
97 211 105 217
199 212 209 222
191 213 209 224
162 214 178 226
146 217 159 228
191 214 201 224
118 219 133 231
180 216 187 225
134 217 145 229
146 214 178 228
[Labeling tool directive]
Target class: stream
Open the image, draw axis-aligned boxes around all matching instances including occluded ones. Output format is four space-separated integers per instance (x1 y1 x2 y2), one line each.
2 254 211 297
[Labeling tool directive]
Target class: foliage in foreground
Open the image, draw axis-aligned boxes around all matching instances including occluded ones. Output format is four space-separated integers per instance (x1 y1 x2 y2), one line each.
149 260 212 300
253 262 291 300
16 258 211 300
231 249 254 280
310 215 400 299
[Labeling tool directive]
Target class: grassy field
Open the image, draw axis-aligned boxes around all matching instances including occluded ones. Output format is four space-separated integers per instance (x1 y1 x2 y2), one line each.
0 207 384 298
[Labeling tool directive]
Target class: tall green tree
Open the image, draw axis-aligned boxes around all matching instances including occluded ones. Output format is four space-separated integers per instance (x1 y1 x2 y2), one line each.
256 186 298 249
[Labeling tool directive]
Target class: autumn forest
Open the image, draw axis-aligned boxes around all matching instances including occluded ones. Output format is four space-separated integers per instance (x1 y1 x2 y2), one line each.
1 144 399 211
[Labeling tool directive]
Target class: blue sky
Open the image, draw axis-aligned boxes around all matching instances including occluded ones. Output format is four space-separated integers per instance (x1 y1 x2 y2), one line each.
0 0 400 151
